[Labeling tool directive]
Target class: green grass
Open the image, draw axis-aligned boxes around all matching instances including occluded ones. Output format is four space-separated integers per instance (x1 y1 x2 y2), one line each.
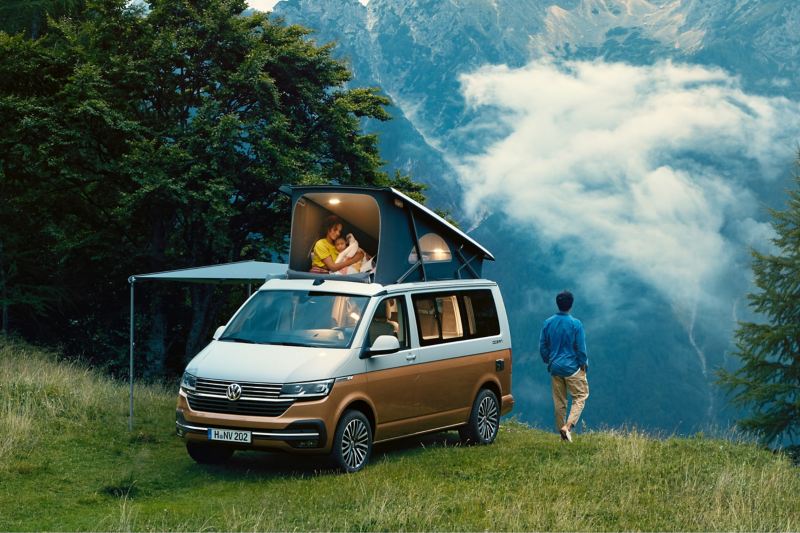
1 339 798 531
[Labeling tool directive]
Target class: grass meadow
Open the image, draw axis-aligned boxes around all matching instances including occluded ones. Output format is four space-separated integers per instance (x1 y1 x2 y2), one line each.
0 339 798 531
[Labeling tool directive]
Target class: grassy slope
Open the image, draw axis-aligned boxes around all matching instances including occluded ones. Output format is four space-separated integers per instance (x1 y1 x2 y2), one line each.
1 339 798 532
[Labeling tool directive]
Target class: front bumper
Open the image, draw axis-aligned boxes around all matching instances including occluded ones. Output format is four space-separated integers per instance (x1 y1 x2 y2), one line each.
174 379 366 453
175 410 325 450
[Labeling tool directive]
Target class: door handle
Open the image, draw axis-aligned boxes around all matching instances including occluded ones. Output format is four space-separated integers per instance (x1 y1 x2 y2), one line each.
405 353 417 361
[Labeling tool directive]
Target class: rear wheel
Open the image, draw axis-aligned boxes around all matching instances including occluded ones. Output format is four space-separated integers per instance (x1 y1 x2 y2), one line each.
186 441 234 464
330 410 372 473
459 388 500 445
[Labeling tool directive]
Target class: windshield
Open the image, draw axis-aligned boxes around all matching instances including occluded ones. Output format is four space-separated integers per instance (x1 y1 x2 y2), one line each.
219 290 369 348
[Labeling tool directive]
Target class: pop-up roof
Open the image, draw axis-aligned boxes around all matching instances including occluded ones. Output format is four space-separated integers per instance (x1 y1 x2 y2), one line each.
280 185 494 285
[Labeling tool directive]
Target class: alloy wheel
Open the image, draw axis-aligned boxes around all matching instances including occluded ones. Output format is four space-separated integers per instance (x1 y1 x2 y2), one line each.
477 394 499 441
341 417 370 470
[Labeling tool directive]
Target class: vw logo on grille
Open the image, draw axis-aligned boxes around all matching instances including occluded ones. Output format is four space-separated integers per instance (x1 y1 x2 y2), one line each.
226 383 242 401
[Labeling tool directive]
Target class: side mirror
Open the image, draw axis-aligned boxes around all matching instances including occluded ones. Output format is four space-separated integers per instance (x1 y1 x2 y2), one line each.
212 325 226 340
361 335 400 358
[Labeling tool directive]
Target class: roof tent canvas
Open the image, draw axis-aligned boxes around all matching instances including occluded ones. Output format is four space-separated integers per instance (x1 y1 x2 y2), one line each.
281 185 494 285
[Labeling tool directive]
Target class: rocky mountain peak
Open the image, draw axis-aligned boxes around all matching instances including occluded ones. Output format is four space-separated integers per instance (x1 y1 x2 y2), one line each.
534 0 705 58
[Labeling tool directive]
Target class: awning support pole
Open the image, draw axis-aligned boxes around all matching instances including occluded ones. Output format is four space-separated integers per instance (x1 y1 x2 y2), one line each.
128 276 135 432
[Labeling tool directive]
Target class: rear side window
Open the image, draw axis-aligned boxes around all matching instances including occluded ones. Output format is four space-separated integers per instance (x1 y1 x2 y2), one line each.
412 289 499 346
463 290 500 338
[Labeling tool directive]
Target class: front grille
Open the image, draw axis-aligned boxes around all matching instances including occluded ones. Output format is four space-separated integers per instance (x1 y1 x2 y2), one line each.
187 378 292 417
195 377 282 398
187 393 294 417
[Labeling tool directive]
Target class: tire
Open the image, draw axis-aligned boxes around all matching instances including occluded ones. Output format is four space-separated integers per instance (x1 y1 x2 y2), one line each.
186 441 234 464
459 388 500 445
330 410 372 473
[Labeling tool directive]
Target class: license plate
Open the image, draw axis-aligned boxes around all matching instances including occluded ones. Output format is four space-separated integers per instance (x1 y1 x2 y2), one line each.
207 428 251 443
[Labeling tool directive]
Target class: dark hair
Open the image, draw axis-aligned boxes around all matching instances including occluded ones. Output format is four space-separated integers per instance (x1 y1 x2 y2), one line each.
556 291 574 312
320 215 343 237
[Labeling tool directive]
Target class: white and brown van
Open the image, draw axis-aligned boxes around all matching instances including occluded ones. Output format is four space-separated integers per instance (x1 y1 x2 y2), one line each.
176 185 513 471
176 276 513 472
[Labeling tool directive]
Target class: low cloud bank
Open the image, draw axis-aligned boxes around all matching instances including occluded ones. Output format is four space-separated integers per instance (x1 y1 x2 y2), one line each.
455 60 799 311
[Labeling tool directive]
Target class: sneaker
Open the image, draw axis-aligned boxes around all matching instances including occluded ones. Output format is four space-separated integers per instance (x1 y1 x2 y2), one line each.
560 426 573 443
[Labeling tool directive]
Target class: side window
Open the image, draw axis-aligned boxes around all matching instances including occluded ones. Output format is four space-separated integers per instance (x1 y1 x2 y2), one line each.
462 290 500 338
367 297 409 349
412 293 464 345
408 233 452 263
438 295 463 340
412 295 440 342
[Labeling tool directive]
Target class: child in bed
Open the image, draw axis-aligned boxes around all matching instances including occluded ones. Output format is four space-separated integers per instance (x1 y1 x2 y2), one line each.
334 234 373 275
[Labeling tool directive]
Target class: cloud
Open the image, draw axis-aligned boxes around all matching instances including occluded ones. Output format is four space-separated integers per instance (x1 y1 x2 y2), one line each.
454 60 798 310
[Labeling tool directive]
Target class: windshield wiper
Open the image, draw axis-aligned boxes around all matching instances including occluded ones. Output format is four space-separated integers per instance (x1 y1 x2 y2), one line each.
219 336 257 344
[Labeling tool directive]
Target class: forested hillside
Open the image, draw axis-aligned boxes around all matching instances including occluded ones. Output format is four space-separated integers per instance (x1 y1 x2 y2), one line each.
0 0 422 378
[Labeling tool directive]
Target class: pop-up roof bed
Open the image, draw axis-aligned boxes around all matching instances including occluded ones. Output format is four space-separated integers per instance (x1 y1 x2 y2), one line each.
280 185 495 285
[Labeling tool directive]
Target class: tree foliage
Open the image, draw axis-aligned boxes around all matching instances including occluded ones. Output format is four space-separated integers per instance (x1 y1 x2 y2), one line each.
0 0 86 38
0 0 425 375
718 165 800 445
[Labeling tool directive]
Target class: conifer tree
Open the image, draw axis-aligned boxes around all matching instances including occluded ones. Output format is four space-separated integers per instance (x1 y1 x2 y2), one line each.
718 165 800 445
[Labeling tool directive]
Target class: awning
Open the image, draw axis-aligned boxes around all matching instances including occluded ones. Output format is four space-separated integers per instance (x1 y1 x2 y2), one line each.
130 260 287 284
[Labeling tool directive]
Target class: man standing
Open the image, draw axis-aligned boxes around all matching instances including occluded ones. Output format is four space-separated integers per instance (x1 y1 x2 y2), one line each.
539 291 589 442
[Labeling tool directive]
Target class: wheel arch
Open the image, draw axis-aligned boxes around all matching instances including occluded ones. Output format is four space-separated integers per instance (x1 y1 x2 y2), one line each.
477 377 502 404
341 399 376 434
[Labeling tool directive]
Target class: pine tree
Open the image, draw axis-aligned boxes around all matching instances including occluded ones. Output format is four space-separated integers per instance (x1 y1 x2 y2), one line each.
718 165 800 445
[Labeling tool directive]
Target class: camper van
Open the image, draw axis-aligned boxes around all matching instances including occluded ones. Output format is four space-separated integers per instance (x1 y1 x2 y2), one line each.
175 186 513 472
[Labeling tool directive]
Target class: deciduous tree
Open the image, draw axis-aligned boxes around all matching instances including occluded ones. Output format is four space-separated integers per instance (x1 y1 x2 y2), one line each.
0 0 423 375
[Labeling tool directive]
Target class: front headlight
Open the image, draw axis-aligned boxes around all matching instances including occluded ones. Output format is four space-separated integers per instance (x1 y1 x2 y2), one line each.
180 372 197 391
280 379 334 399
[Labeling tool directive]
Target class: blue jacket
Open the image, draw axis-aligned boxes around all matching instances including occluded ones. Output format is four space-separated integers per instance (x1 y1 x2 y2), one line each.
539 312 588 377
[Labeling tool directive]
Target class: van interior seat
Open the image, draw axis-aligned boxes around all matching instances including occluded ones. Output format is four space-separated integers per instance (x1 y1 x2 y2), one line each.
368 301 399 346
415 298 440 340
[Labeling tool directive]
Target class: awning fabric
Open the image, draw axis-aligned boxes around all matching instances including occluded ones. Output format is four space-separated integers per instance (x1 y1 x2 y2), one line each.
131 260 287 284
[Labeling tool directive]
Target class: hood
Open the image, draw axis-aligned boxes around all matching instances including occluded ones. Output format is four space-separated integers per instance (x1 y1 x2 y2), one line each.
186 340 357 383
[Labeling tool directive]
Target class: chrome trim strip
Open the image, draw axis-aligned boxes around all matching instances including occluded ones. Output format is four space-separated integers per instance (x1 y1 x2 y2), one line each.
175 421 318 440
190 392 292 403
253 431 320 438
177 421 208 433
197 377 282 387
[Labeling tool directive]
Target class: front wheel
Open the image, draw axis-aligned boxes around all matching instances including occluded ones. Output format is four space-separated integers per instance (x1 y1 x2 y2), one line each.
459 388 500 445
330 410 372 473
186 441 234 464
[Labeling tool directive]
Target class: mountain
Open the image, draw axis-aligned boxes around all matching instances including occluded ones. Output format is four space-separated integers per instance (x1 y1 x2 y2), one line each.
271 0 800 435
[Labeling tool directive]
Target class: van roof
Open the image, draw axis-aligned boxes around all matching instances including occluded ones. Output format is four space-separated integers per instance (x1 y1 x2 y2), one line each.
258 277 497 296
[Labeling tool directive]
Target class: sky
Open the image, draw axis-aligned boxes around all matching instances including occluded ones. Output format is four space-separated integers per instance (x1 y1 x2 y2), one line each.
247 0 369 12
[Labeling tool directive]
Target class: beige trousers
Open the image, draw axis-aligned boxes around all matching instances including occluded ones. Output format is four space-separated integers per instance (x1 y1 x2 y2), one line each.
551 368 589 431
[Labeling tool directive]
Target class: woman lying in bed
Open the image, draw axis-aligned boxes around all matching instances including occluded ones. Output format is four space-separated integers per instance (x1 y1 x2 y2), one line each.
309 216 364 274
